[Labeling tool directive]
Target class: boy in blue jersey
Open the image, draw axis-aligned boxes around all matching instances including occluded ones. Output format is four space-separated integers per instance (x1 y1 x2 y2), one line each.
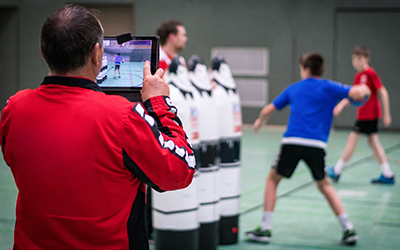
113 53 124 78
246 53 370 245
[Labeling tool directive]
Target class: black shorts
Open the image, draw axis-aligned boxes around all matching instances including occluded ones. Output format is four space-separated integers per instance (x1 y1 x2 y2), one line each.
115 64 121 70
272 144 326 181
352 119 378 135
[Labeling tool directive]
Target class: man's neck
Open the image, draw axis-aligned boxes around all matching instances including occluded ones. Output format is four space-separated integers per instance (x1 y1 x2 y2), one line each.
49 65 96 82
161 44 178 59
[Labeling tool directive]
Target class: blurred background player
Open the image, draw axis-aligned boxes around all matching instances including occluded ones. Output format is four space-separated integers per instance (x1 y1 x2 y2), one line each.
327 45 394 184
113 53 124 78
246 52 370 245
156 20 188 72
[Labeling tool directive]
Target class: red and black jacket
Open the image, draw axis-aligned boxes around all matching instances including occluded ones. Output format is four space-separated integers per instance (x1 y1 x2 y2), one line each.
0 76 195 250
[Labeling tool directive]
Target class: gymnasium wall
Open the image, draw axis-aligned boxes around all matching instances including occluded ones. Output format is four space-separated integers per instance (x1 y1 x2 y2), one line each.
0 0 399 129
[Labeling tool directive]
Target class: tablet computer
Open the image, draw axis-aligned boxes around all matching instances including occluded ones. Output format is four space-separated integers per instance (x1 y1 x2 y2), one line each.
96 35 159 102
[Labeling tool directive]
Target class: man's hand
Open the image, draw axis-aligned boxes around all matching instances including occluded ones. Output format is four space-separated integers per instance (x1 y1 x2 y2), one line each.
141 61 169 102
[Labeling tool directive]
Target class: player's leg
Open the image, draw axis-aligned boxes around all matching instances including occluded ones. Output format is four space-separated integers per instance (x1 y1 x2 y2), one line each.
316 178 358 244
263 168 282 212
246 145 299 243
305 147 358 245
245 170 282 243
367 133 395 184
340 131 362 163
316 177 344 215
245 169 280 243
327 131 361 181
367 133 387 164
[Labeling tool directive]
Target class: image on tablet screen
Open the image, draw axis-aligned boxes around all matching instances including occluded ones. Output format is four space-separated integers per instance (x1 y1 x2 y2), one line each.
96 37 152 88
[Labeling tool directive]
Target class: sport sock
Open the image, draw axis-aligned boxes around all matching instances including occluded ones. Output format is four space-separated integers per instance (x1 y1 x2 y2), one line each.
338 213 354 231
261 211 273 230
381 162 393 178
334 159 346 175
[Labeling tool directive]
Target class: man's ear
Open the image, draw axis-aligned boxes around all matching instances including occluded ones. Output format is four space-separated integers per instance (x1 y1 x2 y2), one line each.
91 43 101 66
168 32 176 43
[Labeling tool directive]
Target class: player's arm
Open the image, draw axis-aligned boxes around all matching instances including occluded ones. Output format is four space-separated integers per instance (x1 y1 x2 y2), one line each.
253 103 277 133
254 86 290 132
348 84 370 100
378 86 391 127
333 99 349 117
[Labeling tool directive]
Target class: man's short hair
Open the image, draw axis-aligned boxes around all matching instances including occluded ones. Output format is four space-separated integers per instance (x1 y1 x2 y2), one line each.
156 20 183 46
299 52 324 76
40 4 104 74
352 45 370 59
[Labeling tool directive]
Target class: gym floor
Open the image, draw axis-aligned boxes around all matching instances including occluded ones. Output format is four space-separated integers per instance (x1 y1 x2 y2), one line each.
1 125 399 250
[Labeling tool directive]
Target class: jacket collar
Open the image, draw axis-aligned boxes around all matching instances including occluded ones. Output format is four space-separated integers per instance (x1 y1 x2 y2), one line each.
41 76 102 92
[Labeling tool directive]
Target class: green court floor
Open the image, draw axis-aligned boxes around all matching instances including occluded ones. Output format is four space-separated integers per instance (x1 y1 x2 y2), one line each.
1 126 399 250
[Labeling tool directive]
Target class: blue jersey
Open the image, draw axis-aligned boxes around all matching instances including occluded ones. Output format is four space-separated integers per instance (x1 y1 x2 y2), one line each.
114 56 124 65
272 77 351 148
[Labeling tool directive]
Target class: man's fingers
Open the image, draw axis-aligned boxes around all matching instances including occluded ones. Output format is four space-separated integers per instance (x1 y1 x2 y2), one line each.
143 61 164 79
154 68 164 78
143 61 151 78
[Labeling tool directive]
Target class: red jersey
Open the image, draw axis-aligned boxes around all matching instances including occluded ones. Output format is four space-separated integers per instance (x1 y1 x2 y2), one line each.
0 76 195 250
159 47 173 72
353 67 383 120
159 47 186 75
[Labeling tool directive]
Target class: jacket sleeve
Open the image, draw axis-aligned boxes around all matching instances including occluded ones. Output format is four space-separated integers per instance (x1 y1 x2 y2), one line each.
121 95 196 192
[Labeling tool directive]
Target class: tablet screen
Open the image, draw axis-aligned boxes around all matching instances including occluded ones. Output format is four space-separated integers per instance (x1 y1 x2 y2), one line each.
97 36 159 91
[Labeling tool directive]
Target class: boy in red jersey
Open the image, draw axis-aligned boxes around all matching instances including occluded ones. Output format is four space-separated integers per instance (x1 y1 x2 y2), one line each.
327 46 394 184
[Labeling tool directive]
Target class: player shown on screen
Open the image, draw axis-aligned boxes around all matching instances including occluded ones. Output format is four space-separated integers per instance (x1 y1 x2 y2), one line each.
114 53 124 78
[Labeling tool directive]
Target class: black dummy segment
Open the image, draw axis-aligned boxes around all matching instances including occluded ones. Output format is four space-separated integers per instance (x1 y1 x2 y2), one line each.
187 55 205 72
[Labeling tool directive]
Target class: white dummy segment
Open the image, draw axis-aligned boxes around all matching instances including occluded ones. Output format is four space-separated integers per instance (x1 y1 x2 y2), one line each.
210 58 242 245
189 56 220 250
152 173 199 230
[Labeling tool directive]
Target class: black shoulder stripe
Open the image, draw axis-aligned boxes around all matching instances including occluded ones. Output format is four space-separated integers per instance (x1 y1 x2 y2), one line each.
141 100 173 137
122 148 164 193
132 103 196 170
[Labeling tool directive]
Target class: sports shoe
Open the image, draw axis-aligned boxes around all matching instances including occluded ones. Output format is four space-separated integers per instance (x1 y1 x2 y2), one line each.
371 174 395 184
245 226 271 243
341 228 358 245
326 166 340 182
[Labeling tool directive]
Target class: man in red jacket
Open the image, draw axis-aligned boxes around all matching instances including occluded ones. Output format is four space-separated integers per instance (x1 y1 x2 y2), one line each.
156 20 188 72
0 4 195 250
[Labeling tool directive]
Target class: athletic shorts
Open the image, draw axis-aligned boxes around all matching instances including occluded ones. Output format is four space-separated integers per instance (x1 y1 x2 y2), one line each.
115 64 121 70
352 119 378 135
272 144 326 181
